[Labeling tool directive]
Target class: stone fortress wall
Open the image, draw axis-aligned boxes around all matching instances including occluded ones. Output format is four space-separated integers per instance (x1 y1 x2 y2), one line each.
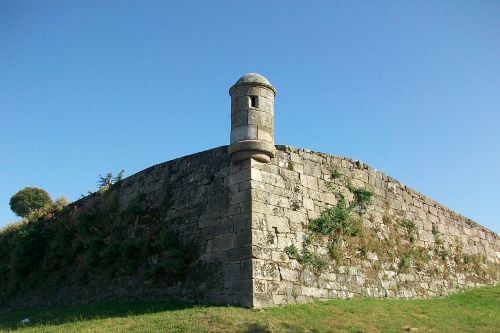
114 146 254 306
2 73 498 309
224 73 498 306
22 141 495 309
3 146 256 308
247 145 499 307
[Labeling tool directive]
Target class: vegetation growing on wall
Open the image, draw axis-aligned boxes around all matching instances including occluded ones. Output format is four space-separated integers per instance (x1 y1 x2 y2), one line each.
284 244 327 274
286 165 374 274
97 170 125 193
0 187 195 305
9 187 68 222
432 224 449 261
285 163 499 285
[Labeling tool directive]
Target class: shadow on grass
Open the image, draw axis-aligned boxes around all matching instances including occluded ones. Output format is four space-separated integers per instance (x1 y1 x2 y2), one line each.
242 322 324 333
243 323 272 333
0 299 209 331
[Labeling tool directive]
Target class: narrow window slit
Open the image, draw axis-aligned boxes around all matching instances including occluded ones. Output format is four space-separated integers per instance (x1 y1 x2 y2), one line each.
249 95 258 108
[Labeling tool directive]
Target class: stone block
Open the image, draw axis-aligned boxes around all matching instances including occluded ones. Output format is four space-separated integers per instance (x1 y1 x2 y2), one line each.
235 229 252 248
252 259 279 281
232 213 250 231
252 229 274 248
230 189 251 205
198 214 217 228
224 262 241 281
261 170 287 188
228 168 251 185
250 168 263 181
225 246 252 261
272 294 288 305
300 173 318 191
233 111 248 127
253 293 274 307
279 266 299 282
213 233 234 251
303 197 314 211
265 214 290 233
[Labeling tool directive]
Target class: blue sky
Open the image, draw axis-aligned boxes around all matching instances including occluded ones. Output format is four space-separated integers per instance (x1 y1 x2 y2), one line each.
1 1 499 233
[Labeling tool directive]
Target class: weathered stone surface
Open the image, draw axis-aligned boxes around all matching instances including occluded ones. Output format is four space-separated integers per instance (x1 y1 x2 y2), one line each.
2 146 253 309
248 145 499 307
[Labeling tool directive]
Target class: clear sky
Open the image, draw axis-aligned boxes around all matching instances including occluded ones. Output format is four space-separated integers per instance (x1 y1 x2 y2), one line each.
1 1 499 233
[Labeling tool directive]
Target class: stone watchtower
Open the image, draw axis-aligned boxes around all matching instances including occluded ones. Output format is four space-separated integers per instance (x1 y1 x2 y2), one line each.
228 73 277 163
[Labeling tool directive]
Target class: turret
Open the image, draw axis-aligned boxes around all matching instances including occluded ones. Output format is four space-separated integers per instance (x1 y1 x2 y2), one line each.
228 73 277 163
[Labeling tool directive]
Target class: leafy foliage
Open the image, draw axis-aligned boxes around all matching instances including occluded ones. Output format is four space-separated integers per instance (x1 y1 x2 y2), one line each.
398 254 413 273
327 239 343 261
308 197 361 237
329 166 343 179
432 224 448 260
290 166 375 273
350 186 374 212
284 244 300 258
299 250 328 273
97 170 125 193
402 219 417 244
285 245 327 274
0 190 193 303
9 187 52 217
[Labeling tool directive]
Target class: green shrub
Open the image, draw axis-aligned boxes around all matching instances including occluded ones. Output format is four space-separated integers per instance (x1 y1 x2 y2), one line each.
308 198 351 235
350 187 374 212
327 239 343 261
285 244 327 273
402 219 417 244
285 244 300 258
304 181 374 273
126 193 147 215
97 170 125 193
431 224 440 239
10 221 45 285
120 239 146 273
53 197 69 211
9 187 52 217
398 254 413 273
431 224 448 260
0 187 193 301
100 237 121 270
329 166 343 179
463 254 475 265
299 250 328 273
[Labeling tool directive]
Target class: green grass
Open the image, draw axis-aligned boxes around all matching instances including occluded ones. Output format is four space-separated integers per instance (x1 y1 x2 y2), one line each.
1 285 498 332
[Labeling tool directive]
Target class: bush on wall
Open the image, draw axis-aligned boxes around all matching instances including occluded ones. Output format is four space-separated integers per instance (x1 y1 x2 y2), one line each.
0 189 195 304
9 187 52 218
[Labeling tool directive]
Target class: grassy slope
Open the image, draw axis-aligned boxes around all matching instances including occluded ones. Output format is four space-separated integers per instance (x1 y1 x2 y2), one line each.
0 285 498 333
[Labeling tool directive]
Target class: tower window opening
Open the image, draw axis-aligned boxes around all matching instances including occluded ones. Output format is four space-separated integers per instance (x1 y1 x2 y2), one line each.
249 95 258 108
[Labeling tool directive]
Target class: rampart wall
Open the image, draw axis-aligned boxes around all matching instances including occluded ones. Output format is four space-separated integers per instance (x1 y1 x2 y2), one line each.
249 145 499 307
1 146 254 308
2 145 498 309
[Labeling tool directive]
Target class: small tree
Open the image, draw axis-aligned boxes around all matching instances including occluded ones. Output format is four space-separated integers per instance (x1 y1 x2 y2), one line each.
9 187 52 218
97 172 114 190
97 170 125 193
